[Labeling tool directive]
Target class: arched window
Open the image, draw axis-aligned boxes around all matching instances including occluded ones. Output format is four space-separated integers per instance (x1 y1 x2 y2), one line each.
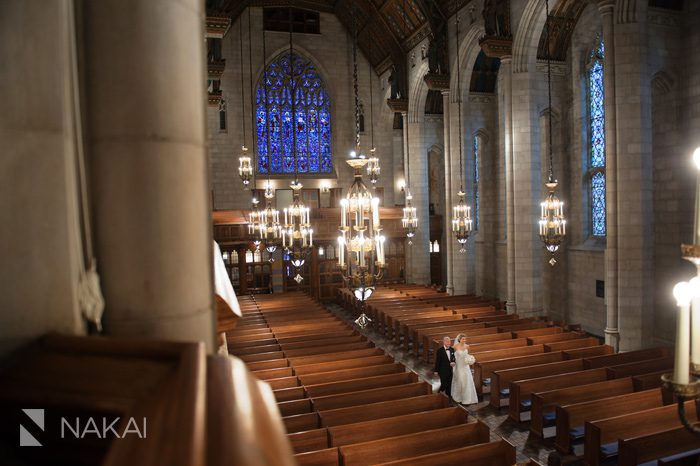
588 39 606 237
256 52 332 174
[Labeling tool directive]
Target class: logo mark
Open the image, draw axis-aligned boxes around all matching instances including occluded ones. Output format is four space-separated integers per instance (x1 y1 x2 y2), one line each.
20 409 44 447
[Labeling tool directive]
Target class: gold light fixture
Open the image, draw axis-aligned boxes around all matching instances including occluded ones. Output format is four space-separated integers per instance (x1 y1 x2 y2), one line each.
367 148 380 184
450 11 473 253
365 32 380 185
400 0 418 245
538 0 566 266
258 182 281 258
247 195 261 248
662 146 700 437
338 9 385 329
237 16 253 187
283 181 313 283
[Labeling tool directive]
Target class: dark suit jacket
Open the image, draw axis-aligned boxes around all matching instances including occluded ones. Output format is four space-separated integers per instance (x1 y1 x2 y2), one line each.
433 346 456 378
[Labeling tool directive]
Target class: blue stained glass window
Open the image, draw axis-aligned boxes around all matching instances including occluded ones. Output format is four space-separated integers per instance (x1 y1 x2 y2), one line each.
256 52 332 174
473 136 479 231
591 172 606 236
588 39 606 236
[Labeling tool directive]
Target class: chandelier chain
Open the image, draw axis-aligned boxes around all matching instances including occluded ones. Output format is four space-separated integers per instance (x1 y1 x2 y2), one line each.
262 15 272 176
368 23 375 149
247 7 255 186
353 6 360 149
288 5 299 182
546 0 554 183
455 7 464 192
403 0 410 186
239 14 247 147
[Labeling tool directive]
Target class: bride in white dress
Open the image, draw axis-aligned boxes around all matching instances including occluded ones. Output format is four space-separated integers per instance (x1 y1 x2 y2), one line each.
450 334 478 405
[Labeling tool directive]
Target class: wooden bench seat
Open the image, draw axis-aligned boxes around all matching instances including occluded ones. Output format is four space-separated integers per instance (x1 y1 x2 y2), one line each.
554 388 665 454
529 377 635 438
239 351 285 363
467 337 528 353
274 386 306 402
297 363 405 386
508 367 610 422
278 335 365 350
267 376 301 390
286 348 384 366
583 347 672 369
544 336 601 352
490 359 585 408
246 358 289 372
318 394 449 427
563 344 614 359
293 355 393 375
253 366 294 380
310 382 431 411
304 372 418 398
618 424 700 466
374 439 516 466
288 428 329 454
474 351 565 395
513 327 563 338
584 400 698 466
525 332 586 345
327 407 469 446
338 421 490 466
284 412 321 433
294 447 339 466
283 341 373 357
605 356 675 378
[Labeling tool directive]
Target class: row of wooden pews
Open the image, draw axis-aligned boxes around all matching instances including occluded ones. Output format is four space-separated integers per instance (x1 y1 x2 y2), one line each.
338 285 700 466
228 291 542 466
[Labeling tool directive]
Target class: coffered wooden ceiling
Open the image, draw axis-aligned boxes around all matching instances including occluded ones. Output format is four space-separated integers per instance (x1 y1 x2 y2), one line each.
208 0 472 74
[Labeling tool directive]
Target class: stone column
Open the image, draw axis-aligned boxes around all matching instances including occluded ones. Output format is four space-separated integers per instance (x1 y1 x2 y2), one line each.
442 90 455 294
501 57 517 313
82 0 215 350
613 1 654 350
0 0 85 357
598 0 620 351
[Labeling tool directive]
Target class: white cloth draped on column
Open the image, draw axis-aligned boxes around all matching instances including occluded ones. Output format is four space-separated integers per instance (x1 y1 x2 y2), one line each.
213 241 241 318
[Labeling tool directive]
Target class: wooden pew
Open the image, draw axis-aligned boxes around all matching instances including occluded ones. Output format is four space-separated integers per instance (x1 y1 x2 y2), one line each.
618 425 700 466
544 337 601 352
283 341 373 357
525 332 586 345
423 327 501 361
563 345 614 359
373 439 517 466
490 359 585 408
583 347 672 369
304 372 419 398
288 428 329 453
605 356 674 378
286 348 384 366
529 377 635 438
554 388 665 454
513 327 563 338
584 400 698 466
292 355 394 375
338 421 490 466
318 394 449 427
297 362 405 386
327 407 469 446
274 386 306 402
310 382 432 411
294 447 340 466
508 367 610 422
284 412 321 433
474 351 564 395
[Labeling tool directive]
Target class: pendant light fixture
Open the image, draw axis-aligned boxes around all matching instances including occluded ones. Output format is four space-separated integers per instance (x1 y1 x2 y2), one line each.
237 16 253 186
451 10 473 252
366 26 380 185
282 6 313 283
538 0 567 266
255 10 281 259
338 5 386 328
400 0 418 243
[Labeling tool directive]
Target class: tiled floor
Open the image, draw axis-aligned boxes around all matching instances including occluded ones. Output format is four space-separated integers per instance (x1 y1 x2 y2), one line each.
326 303 579 465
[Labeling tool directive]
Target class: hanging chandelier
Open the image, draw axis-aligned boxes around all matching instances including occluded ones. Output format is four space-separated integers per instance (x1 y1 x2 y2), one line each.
282 9 314 283
365 34 380 185
254 19 281 260
538 0 566 266
247 195 261 248
338 6 385 329
237 16 253 187
400 0 418 244
450 11 473 253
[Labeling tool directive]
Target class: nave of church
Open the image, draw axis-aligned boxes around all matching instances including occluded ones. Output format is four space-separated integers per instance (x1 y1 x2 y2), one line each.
1 0 700 465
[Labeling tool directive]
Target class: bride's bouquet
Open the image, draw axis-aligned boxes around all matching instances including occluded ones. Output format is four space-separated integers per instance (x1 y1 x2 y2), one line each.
464 354 475 365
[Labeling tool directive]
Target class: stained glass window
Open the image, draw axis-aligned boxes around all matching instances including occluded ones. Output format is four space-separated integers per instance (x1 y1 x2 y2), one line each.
588 39 606 237
256 52 332 174
473 135 480 231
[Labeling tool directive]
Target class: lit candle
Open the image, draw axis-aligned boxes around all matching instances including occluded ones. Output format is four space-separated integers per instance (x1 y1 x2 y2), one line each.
284 208 288 226
673 281 692 384
372 198 380 229
359 231 365 267
691 276 700 366
309 229 313 247
338 236 345 267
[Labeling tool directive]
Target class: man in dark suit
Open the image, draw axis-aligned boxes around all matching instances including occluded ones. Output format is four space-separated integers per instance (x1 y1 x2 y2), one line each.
433 336 456 398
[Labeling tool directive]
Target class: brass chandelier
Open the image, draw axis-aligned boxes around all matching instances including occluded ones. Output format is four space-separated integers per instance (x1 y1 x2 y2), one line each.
450 11 473 253
538 0 566 266
237 14 253 186
338 8 385 329
282 8 314 283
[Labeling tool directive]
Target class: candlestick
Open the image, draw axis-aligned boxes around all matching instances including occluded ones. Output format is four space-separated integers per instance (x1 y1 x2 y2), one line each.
673 281 692 384
691 276 700 366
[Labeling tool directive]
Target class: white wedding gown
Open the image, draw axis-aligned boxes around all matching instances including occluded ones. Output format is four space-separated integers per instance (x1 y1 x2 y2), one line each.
451 348 478 404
